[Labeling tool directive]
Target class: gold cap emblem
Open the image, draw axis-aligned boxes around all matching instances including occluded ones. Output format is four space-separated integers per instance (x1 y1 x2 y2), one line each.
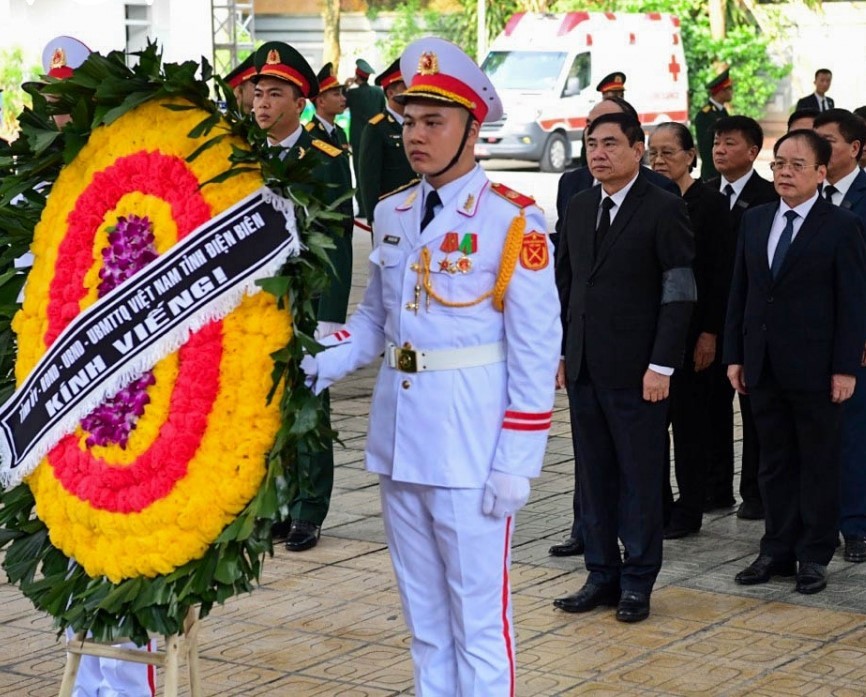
614 75 623 84
50 47 67 70
418 52 439 76
266 49 280 65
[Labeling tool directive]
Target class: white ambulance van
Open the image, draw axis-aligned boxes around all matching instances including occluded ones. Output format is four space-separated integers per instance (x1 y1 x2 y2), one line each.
476 12 689 171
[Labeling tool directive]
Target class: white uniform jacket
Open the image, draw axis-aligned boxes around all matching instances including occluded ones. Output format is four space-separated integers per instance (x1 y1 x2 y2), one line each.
311 165 561 488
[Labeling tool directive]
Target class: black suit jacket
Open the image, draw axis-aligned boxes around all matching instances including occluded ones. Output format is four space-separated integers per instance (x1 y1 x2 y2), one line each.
840 168 866 226
706 170 778 234
723 198 866 391
796 94 835 111
556 174 696 388
682 182 735 350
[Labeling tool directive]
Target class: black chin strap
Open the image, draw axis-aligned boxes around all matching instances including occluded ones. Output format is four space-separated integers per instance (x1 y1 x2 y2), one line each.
429 112 475 179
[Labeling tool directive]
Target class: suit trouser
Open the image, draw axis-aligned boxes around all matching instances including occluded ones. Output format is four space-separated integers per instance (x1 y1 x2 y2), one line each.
379 476 516 697
702 362 736 502
840 365 866 538
565 381 584 542
738 393 763 505
750 376 842 565
668 363 716 526
288 389 334 525
570 379 668 594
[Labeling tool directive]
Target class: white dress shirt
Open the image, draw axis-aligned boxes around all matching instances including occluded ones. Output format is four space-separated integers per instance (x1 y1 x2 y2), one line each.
720 169 755 210
767 192 819 265
824 166 860 206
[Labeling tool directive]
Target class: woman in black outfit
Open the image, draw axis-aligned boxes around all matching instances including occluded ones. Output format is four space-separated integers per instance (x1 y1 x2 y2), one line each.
648 122 736 539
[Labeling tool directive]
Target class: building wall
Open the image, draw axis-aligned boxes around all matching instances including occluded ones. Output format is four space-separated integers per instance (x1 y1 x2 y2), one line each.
254 11 395 79
755 2 866 123
0 0 213 73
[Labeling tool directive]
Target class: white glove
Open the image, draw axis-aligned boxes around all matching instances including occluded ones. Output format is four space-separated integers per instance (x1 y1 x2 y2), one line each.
482 471 531 518
315 321 343 340
300 354 318 389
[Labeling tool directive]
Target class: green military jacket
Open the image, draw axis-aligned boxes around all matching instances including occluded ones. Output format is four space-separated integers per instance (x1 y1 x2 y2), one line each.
357 110 416 223
345 83 386 217
694 101 728 181
290 118 354 323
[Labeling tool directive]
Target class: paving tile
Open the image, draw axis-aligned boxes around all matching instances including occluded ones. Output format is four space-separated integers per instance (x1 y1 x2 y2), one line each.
600 651 762 695
726 602 865 640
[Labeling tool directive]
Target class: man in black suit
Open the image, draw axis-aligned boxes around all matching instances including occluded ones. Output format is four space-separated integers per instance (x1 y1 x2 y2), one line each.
813 108 866 564
725 129 866 594
705 115 778 520
796 69 834 113
549 98 679 559
553 113 695 622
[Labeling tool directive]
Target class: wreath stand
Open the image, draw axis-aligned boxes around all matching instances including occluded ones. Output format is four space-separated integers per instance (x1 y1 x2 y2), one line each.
58 607 202 697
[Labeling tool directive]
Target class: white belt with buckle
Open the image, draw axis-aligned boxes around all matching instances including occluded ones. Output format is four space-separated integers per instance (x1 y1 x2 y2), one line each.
386 342 506 373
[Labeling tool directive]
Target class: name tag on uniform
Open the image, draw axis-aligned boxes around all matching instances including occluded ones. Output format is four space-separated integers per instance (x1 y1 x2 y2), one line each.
736 199 749 209
384 235 401 245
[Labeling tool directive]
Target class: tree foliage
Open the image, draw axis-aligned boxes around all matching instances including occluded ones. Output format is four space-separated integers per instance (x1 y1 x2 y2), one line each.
0 47 40 142
380 0 789 121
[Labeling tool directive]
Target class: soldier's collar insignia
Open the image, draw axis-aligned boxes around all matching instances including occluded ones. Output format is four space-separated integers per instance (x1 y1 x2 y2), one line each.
397 188 419 210
463 193 475 212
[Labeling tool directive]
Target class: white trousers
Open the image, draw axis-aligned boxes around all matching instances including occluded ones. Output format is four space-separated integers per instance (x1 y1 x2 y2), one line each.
379 475 517 697
65 629 156 697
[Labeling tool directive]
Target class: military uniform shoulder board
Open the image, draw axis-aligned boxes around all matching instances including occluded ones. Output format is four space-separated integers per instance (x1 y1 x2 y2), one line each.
701 104 712 113
490 182 535 208
311 139 342 157
379 178 420 201
368 112 385 125
304 121 316 131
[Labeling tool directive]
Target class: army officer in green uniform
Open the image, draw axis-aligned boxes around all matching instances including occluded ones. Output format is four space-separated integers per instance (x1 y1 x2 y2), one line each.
345 58 386 218
357 57 416 225
695 69 732 181
252 43 349 552
306 62 354 332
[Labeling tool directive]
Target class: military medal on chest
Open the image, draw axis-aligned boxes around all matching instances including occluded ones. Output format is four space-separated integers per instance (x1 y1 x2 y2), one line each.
438 232 477 274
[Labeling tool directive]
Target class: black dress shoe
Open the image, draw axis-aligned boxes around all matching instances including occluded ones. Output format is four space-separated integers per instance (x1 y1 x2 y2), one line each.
736 500 765 520
663 520 701 540
796 562 827 594
735 554 796 585
553 582 619 613
703 495 736 512
549 536 585 557
285 520 320 552
844 536 866 563
616 590 650 623
271 519 292 543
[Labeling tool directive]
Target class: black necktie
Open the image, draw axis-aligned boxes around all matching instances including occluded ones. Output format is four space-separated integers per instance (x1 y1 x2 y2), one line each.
420 191 441 232
771 210 798 279
824 184 838 203
724 184 735 208
595 197 615 252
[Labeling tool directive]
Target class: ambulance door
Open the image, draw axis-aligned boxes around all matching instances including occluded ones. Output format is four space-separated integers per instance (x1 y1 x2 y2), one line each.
559 51 594 161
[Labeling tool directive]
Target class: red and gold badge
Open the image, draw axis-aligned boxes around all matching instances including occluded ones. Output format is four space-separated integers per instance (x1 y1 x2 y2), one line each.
519 231 549 271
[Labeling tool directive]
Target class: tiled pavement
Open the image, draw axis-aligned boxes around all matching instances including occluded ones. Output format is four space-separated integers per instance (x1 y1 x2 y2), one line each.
2 169 866 695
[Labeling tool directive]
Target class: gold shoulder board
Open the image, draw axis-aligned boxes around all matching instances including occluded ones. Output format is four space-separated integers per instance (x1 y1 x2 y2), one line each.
311 139 342 157
379 178 421 201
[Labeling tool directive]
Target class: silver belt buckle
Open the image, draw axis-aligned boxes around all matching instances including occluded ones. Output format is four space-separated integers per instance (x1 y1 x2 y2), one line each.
394 347 418 373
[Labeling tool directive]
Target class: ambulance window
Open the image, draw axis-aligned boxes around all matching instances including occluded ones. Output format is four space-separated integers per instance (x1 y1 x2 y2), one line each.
482 51 567 91
563 53 591 97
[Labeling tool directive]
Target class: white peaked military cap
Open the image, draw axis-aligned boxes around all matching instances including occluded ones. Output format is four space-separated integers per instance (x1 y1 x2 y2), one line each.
396 37 503 123
41 36 92 79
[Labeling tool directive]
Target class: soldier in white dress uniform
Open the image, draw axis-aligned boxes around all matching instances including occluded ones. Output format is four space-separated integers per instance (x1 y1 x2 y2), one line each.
302 37 561 696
